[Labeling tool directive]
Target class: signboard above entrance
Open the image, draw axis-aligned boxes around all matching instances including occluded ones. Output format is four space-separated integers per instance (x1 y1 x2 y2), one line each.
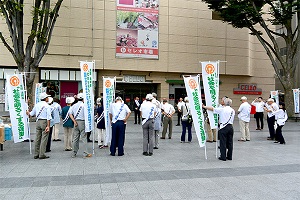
123 75 145 83
233 83 262 95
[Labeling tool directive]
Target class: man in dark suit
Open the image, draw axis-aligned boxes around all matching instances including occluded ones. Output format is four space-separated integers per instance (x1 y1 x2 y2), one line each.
134 97 141 124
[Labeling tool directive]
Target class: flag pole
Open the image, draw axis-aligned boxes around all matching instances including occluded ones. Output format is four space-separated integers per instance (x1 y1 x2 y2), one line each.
22 72 32 154
92 60 96 155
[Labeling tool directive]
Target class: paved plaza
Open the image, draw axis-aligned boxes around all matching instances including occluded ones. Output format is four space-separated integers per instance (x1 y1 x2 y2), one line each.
0 116 300 200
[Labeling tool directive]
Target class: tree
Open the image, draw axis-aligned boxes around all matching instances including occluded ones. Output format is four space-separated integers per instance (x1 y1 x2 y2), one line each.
202 0 300 116
0 0 63 107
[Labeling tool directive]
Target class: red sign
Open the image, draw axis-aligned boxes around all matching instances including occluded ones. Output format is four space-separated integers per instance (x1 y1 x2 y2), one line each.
233 83 262 95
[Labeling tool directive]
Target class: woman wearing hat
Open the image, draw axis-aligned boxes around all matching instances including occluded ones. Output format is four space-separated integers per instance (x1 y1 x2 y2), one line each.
61 97 75 151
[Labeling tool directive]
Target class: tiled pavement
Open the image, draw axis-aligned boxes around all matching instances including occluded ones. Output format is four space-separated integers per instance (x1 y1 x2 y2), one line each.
0 116 300 200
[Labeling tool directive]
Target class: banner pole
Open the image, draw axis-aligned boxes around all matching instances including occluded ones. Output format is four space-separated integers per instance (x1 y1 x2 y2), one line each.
23 72 32 154
92 61 96 155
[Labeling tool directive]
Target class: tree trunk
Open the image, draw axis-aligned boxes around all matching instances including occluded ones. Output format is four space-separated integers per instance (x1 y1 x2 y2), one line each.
283 84 294 117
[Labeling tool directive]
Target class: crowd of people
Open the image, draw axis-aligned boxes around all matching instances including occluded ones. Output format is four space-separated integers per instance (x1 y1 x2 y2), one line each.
26 92 288 161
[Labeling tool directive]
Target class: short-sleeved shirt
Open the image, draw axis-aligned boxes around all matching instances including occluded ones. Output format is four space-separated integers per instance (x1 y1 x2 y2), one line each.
251 101 265 112
52 102 62 124
266 102 279 118
238 102 251 122
162 103 175 115
61 105 74 128
140 101 156 119
109 102 131 123
30 101 52 121
177 101 185 112
213 106 235 129
69 101 85 120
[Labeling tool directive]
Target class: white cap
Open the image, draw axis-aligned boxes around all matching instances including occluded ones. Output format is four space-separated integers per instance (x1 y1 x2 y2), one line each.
66 97 75 104
96 98 102 105
115 96 122 101
77 93 84 100
267 98 274 102
146 94 154 100
48 97 53 104
240 96 247 100
40 92 51 100
184 97 189 102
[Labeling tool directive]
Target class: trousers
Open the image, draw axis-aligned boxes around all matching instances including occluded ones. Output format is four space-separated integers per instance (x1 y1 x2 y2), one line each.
34 119 49 158
72 120 89 156
142 119 154 153
219 124 234 160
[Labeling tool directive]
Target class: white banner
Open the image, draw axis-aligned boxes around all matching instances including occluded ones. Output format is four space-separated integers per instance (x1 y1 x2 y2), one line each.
270 90 279 105
103 77 116 145
293 89 299 113
80 61 95 132
34 83 43 104
184 75 206 147
201 61 219 129
6 74 29 143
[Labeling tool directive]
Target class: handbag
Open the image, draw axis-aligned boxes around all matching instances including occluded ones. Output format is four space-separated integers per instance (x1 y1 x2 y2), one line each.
188 115 193 124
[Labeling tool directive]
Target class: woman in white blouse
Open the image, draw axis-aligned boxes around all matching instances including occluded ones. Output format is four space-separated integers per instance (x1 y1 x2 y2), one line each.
272 102 288 144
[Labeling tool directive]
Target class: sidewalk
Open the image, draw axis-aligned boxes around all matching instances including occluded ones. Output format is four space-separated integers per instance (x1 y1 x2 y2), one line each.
0 117 300 200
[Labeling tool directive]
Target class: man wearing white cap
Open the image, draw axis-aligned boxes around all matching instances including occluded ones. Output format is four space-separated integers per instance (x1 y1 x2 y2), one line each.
27 92 52 159
109 96 131 156
140 94 156 156
264 98 279 140
61 97 75 151
238 96 251 142
69 93 92 158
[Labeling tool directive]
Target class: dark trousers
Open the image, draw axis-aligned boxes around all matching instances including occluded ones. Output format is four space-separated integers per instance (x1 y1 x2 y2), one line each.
110 120 125 155
267 116 276 139
275 124 285 144
46 127 53 152
219 124 234 160
134 110 141 124
177 112 182 125
181 120 192 142
255 112 264 129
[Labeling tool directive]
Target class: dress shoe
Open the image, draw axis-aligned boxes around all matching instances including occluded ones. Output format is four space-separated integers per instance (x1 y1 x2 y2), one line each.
87 140 92 143
65 149 72 151
238 139 246 142
206 140 213 143
34 156 39 159
160 137 165 139
213 140 217 142
168 137 171 139
143 152 148 156
226 157 232 160
118 153 124 156
46 150 51 152
176 124 180 126
148 152 153 156
267 137 274 140
280 142 286 144
218 157 226 161
153 147 159 149
39 156 50 159
256 128 261 130
246 139 250 141
274 141 279 143
56 139 61 141
110 153 115 156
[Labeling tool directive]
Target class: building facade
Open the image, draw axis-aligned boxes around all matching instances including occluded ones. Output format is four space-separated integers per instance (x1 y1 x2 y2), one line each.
0 0 275 110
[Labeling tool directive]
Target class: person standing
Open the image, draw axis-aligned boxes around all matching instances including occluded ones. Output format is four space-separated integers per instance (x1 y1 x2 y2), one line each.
203 97 235 161
140 94 156 156
69 93 92 158
264 98 279 140
96 98 107 149
272 102 288 144
27 92 52 159
46 97 55 153
51 98 62 141
161 99 175 139
251 97 265 130
152 93 161 149
238 96 251 142
61 97 75 151
109 96 131 156
176 98 184 126
180 97 192 143
134 97 141 124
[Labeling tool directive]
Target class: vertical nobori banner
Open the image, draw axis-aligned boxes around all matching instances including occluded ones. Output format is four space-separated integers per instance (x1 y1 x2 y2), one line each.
34 83 44 104
293 89 299 113
183 75 206 147
103 77 116 145
6 74 29 143
116 0 159 59
270 90 279 105
201 61 219 129
80 61 95 132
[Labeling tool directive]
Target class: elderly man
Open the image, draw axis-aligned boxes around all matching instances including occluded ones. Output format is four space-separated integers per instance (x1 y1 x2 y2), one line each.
238 96 251 142
27 92 52 159
69 93 92 158
109 96 131 156
152 93 161 149
203 97 235 161
264 98 279 140
161 98 175 139
140 94 156 156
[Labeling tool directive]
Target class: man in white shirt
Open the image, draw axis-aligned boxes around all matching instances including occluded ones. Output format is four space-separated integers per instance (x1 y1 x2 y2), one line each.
151 93 161 149
251 97 265 130
109 96 131 156
161 99 175 139
176 98 184 126
264 98 279 140
69 93 92 158
203 97 235 161
27 92 52 159
140 94 156 156
238 96 251 142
